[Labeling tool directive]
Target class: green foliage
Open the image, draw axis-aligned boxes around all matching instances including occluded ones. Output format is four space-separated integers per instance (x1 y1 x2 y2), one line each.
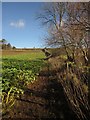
2 58 45 115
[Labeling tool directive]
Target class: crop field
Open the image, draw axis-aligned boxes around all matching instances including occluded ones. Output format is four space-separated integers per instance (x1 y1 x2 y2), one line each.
2 49 45 60
0 49 75 119
2 49 47 115
1 49 90 119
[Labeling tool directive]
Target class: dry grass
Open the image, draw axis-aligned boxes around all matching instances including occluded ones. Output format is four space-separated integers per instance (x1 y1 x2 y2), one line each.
2 49 42 56
46 54 90 120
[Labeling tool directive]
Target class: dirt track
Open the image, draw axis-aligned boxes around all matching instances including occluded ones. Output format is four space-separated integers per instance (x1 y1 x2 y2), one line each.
2 66 77 120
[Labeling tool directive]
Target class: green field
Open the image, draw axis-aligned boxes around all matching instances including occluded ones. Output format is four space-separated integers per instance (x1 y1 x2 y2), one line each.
1 49 89 119
2 49 46 114
2 49 45 60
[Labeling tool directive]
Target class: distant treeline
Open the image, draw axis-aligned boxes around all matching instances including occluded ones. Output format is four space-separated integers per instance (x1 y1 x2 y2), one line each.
0 39 16 49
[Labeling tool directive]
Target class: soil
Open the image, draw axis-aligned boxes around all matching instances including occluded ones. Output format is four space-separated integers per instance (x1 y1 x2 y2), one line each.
2 66 77 120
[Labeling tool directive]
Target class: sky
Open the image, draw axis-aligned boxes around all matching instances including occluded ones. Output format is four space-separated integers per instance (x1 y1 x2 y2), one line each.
0 2 2 39
2 2 48 48
2 0 89 2
1 1 89 48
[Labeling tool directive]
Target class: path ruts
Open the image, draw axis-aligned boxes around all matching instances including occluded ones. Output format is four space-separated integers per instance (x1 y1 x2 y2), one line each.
2 66 76 120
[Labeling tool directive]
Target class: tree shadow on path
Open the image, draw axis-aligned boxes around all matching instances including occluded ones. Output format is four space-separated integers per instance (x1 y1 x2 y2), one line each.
2 68 78 120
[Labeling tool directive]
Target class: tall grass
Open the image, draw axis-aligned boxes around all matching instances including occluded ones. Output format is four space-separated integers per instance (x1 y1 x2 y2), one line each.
49 56 90 120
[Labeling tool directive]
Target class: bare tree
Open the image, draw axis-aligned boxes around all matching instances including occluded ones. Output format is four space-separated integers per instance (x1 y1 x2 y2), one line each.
37 2 90 65
66 2 90 65
37 2 90 120
37 3 73 61
37 3 66 29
